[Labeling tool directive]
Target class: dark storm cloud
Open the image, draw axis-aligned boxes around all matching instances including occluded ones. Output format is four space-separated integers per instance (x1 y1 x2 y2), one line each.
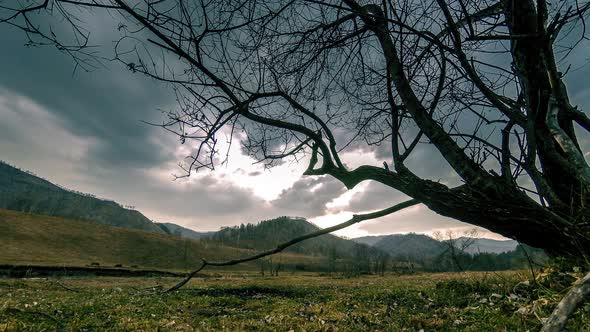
1 5 590 237
0 13 275 231
0 15 176 170
403 144 460 185
271 175 347 218
0 88 97 182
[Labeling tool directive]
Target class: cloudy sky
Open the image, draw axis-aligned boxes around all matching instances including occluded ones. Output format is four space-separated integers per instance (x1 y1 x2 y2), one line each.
1 6 589 240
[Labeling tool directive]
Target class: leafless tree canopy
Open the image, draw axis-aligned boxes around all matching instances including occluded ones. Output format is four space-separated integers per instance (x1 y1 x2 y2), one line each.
3 0 590 259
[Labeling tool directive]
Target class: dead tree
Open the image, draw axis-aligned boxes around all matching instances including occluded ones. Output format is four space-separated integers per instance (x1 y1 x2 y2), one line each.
3 0 590 324
3 0 588 261
434 228 480 271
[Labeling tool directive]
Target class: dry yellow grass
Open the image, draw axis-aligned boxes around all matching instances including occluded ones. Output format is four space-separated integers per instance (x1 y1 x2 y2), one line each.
0 209 323 272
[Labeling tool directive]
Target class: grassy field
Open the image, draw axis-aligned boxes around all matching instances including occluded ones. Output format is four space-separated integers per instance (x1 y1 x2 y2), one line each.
1 271 589 331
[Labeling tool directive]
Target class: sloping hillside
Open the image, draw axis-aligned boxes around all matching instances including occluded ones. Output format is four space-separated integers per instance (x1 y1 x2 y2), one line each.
0 161 163 234
0 209 235 270
157 222 215 240
0 209 321 271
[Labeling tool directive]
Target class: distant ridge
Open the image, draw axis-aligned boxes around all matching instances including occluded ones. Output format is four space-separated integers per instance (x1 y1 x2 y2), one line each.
456 237 519 254
372 234 447 259
353 234 520 256
352 235 387 246
0 161 164 234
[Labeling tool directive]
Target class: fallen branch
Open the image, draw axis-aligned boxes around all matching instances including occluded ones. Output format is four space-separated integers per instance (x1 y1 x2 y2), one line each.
54 279 82 293
541 271 590 332
166 199 419 292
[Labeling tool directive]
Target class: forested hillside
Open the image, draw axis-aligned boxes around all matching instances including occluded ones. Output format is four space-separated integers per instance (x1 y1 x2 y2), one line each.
0 161 163 233
372 234 447 260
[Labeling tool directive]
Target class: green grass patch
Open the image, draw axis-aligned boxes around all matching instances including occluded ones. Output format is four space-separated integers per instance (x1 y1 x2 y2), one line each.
1 271 589 331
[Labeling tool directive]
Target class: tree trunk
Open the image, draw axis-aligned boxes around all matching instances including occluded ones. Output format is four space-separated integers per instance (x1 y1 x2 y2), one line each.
410 179 590 262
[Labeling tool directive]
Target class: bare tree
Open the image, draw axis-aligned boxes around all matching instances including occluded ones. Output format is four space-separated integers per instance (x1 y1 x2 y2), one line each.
434 228 480 271
3 0 590 278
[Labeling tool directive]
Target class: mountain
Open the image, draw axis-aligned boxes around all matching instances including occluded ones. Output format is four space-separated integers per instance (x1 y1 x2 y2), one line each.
371 234 447 260
354 234 520 256
206 216 383 259
0 161 164 234
157 222 215 240
456 237 519 254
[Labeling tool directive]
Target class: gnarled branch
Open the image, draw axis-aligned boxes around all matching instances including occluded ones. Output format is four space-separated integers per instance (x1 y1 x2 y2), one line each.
166 198 419 292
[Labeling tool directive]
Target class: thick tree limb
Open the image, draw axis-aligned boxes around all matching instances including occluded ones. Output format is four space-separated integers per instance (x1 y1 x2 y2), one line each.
546 98 590 186
4 0 590 264
541 271 590 332
343 0 499 190
166 198 419 292
435 0 525 126
569 108 590 133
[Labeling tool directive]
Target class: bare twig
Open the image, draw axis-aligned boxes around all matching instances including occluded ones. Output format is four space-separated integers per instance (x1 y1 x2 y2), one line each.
518 242 537 283
53 279 82 293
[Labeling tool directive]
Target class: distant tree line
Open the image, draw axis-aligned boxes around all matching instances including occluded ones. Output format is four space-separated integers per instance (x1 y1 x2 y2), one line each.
411 245 547 273
322 244 547 276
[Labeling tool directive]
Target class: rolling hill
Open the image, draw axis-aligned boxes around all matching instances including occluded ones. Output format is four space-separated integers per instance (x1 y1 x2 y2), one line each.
157 222 215 240
0 161 536 273
0 209 323 271
371 234 447 260
0 161 164 234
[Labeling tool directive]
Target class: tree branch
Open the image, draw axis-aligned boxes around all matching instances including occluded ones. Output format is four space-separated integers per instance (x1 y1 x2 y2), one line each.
569 108 590 133
166 198 419 292
345 0 498 190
